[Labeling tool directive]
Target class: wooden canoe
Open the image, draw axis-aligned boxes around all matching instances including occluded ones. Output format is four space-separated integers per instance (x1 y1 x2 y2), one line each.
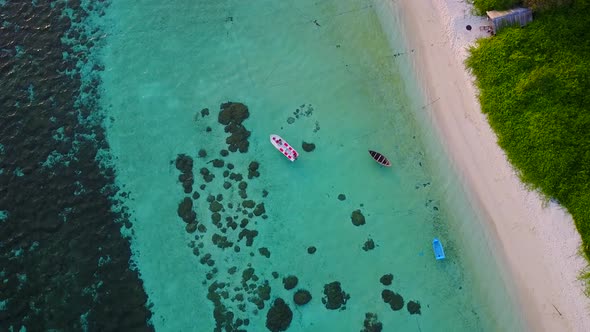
368 150 391 167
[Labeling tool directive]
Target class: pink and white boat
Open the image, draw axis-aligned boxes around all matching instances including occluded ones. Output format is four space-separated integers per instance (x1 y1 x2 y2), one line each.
270 134 298 162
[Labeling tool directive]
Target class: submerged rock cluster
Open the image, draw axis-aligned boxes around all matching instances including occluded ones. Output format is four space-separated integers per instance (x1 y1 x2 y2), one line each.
351 209 366 226
266 298 292 332
294 290 312 305
219 102 251 153
407 300 422 315
380 274 394 286
174 101 426 330
322 281 350 310
379 274 421 315
361 312 383 332
382 289 404 311
302 141 316 152
173 102 280 330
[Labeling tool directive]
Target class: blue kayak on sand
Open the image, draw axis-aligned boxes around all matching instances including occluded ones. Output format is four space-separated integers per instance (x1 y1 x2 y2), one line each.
433 238 446 260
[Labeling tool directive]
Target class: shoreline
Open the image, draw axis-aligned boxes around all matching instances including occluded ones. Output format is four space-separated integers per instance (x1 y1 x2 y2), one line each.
393 0 590 330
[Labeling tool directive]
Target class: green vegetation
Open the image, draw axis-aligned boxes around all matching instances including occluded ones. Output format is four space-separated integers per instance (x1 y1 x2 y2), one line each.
471 0 520 13
471 0 573 13
466 1 590 266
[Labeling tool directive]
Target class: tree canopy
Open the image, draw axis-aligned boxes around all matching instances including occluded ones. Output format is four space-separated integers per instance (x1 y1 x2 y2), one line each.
466 1 590 265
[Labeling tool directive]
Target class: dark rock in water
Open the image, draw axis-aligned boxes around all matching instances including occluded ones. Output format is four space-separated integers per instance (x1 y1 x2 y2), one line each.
220 149 229 157
238 190 248 199
302 141 316 152
229 172 243 181
307 246 317 254
209 201 223 213
242 200 255 209
178 197 196 223
219 102 251 152
212 233 233 249
242 267 255 283
219 102 249 125
272 272 279 279
238 181 248 190
266 298 292 332
240 218 249 228
380 274 393 286
200 253 212 265
259 247 271 258
362 239 375 251
226 123 250 152
201 108 210 117
322 281 350 310
293 290 312 305
287 117 295 124
248 161 260 179
362 312 383 332
338 194 346 201
198 149 207 158
175 154 193 173
382 290 404 311
238 229 258 246
212 159 224 168
253 203 266 216
228 221 238 230
262 189 269 197
257 282 272 304
178 173 193 190
282 275 298 290
351 209 366 226
249 161 259 171
223 182 231 189
192 192 200 200
206 126 212 132
227 163 234 170
200 167 215 182
175 154 194 193
407 300 421 315
216 194 223 201
207 195 216 203
186 223 197 233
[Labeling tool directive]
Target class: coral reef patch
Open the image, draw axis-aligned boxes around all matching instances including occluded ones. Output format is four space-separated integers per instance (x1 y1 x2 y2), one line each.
361 312 383 332
322 281 350 310
351 209 366 226
265 298 293 332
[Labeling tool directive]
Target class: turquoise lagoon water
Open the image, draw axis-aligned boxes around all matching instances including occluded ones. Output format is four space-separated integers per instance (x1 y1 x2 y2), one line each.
99 0 525 331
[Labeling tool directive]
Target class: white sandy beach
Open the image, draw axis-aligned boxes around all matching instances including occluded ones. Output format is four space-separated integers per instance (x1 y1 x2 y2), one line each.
393 0 590 330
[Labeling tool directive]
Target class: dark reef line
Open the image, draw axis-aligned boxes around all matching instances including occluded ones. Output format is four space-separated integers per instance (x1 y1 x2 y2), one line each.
0 1 153 330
